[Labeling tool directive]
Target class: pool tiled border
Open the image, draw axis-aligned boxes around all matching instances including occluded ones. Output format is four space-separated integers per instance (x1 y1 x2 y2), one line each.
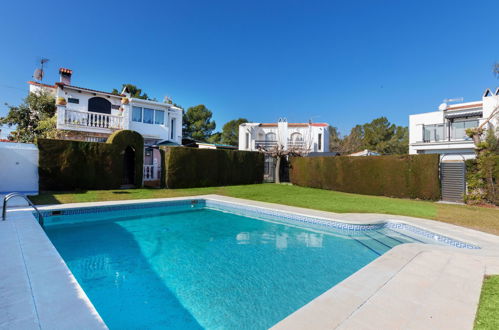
40 198 480 250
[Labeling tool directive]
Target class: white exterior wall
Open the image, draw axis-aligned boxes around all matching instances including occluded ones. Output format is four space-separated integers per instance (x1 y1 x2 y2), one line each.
52 85 182 144
408 89 499 161
238 122 330 153
0 142 39 194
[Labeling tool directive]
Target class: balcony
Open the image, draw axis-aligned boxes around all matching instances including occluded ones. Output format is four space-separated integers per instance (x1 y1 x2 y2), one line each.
60 109 124 133
255 140 278 149
419 119 479 143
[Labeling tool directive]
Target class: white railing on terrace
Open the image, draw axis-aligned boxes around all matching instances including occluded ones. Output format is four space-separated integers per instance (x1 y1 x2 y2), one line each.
144 165 160 181
64 109 123 130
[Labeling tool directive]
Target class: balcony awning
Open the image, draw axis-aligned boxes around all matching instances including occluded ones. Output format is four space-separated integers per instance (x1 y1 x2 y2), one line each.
445 110 482 119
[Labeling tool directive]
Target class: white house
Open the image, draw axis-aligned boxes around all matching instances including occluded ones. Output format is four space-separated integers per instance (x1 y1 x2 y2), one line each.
409 88 499 160
238 119 330 153
239 119 330 181
28 68 183 184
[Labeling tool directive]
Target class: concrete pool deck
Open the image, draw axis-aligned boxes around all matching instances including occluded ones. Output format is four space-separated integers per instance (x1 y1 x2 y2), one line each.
1 195 499 329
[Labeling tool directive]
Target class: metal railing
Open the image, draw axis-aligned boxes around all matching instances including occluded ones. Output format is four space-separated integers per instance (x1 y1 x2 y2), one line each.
64 109 123 130
2 193 44 227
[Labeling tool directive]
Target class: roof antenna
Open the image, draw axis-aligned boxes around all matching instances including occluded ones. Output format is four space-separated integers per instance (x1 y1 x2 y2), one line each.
33 58 49 81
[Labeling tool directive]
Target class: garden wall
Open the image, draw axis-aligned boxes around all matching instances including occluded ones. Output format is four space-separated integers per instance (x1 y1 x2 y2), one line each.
290 154 441 200
161 147 264 188
38 130 144 190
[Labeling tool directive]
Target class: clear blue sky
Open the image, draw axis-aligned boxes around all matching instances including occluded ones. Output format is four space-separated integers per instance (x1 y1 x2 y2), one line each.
1 0 498 138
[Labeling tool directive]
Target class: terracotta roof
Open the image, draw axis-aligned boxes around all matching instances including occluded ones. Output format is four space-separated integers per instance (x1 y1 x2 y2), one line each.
27 81 56 89
55 83 123 97
259 123 329 127
59 68 73 74
447 102 482 111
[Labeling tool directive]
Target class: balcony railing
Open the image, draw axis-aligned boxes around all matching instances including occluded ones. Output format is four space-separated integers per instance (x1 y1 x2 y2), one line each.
255 140 278 149
420 120 479 143
64 109 124 130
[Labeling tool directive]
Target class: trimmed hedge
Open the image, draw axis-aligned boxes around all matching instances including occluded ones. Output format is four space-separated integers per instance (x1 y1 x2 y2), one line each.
38 130 144 190
290 154 441 200
161 147 264 188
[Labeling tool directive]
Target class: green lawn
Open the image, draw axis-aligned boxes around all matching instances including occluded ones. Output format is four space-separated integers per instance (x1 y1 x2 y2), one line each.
29 184 499 235
475 276 499 330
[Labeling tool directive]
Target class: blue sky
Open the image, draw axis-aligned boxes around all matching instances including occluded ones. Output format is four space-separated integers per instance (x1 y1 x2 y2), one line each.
1 0 498 138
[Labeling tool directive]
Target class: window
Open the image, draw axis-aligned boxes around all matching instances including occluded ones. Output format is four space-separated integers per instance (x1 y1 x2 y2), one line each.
132 106 142 122
155 110 165 125
68 98 79 104
245 133 250 149
265 133 276 141
143 108 154 124
451 119 478 140
171 118 176 140
88 97 111 114
423 124 444 142
318 133 322 151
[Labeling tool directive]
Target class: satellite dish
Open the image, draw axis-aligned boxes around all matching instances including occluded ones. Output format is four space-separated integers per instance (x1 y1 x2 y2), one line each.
33 68 44 81
438 103 448 111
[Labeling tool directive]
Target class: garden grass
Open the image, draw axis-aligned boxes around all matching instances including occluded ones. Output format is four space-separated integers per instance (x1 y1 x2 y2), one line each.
29 184 498 235
475 276 499 330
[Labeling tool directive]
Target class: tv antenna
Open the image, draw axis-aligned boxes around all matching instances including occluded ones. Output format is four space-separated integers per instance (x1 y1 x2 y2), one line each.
33 58 49 81
443 97 463 104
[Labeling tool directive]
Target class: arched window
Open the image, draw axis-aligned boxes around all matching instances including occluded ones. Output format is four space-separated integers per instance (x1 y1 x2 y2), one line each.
290 132 303 142
88 97 111 114
265 132 276 141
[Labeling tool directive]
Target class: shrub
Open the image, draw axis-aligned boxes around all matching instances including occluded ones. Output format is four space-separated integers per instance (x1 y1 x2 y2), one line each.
161 147 264 188
38 130 144 190
290 154 441 200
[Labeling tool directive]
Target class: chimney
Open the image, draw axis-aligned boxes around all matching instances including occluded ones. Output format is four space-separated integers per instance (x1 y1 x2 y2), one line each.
59 68 73 85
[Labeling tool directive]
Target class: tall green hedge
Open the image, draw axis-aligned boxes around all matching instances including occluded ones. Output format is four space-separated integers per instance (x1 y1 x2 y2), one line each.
38 130 144 190
290 154 441 200
161 147 264 188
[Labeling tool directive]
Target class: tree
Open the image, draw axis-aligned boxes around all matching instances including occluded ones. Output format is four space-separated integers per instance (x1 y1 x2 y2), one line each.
341 125 364 154
219 118 248 146
183 105 216 141
494 62 499 78
112 84 150 100
0 90 57 142
362 117 408 154
207 132 222 144
328 126 343 153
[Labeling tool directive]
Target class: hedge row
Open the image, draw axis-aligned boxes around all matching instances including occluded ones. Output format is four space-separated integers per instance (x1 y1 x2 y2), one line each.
290 154 441 200
161 147 264 188
38 130 144 190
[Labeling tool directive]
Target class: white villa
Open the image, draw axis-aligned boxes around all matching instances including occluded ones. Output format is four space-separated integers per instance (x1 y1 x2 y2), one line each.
409 88 499 160
28 68 183 183
238 119 330 181
238 119 330 153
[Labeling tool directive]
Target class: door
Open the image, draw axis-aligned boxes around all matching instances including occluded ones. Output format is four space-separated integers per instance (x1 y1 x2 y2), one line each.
441 161 466 203
123 146 135 186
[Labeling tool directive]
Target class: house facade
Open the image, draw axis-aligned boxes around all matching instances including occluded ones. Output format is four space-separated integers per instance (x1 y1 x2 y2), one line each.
238 119 330 181
28 68 183 184
409 88 499 160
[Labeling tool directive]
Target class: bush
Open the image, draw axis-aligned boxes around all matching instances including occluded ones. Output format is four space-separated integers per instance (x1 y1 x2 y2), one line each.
38 130 144 190
161 147 264 188
290 154 441 200
466 155 499 205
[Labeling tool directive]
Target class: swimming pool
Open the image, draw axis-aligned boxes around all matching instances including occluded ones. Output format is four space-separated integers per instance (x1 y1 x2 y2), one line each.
42 199 478 329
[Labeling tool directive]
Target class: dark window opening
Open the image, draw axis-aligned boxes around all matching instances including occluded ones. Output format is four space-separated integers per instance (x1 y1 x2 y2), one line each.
88 97 111 114
68 98 79 104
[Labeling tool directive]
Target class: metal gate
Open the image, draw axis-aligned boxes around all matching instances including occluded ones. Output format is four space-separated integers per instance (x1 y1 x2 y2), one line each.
440 161 466 203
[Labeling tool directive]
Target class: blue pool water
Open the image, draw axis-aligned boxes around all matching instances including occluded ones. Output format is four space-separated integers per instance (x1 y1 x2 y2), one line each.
45 201 432 329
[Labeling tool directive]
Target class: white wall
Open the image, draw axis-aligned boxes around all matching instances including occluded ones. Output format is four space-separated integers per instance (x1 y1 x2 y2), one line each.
0 142 39 194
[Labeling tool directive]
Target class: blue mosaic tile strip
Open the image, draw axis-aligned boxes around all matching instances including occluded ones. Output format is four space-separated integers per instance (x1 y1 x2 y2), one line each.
38 198 480 250
205 200 481 250
39 199 206 218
